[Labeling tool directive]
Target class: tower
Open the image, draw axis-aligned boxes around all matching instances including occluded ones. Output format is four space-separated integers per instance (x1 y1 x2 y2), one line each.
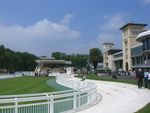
120 23 147 70
103 43 114 67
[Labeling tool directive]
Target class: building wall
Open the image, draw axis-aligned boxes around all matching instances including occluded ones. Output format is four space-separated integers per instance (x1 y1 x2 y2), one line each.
103 43 114 68
103 52 108 67
102 23 149 71
122 25 146 70
108 55 116 71
113 52 123 71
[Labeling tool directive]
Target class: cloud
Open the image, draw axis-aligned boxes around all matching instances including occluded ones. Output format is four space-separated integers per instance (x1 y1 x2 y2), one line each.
99 14 124 32
65 41 99 54
97 33 115 43
143 0 150 4
0 18 80 40
98 14 125 49
65 13 126 54
0 15 81 55
60 14 73 25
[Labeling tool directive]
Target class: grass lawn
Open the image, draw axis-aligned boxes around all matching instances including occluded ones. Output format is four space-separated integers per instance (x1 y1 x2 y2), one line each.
77 74 150 113
135 103 150 113
0 76 59 95
77 73 137 85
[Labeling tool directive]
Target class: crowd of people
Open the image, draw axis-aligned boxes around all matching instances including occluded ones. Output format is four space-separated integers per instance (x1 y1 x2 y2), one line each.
117 68 150 89
135 69 150 89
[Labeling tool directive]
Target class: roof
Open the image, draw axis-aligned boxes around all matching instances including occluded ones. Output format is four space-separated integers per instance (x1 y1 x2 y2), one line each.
113 51 123 60
35 59 72 65
132 64 150 68
120 23 147 30
38 56 55 60
108 49 122 55
136 30 150 42
103 43 114 45
113 51 123 55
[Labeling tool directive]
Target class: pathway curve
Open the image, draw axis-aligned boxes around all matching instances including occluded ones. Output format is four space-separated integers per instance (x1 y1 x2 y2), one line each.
47 78 72 91
76 79 150 113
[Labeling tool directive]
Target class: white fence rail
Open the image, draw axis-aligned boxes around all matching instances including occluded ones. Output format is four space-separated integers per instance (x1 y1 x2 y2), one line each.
0 71 34 80
0 74 99 113
0 75 21 80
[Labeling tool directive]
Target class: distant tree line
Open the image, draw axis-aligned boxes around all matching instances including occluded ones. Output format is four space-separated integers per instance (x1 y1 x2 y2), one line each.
0 45 37 72
52 52 89 68
52 48 103 69
0 44 103 72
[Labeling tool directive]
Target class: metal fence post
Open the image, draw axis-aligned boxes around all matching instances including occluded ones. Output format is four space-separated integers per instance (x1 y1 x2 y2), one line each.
45 93 50 113
14 98 18 113
87 92 90 104
78 91 80 107
73 92 77 110
50 95 54 113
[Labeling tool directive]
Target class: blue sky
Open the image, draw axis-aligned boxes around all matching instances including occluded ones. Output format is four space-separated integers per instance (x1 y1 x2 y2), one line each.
0 0 150 56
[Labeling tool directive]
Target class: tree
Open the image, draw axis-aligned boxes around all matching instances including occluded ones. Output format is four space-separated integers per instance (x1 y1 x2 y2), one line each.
52 52 66 60
0 45 37 72
69 54 88 68
89 48 102 70
51 52 89 68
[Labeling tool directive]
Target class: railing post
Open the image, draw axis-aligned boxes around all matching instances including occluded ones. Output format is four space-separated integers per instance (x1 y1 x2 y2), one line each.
78 91 80 107
45 93 50 113
14 98 18 113
87 92 90 104
73 92 77 110
50 95 54 113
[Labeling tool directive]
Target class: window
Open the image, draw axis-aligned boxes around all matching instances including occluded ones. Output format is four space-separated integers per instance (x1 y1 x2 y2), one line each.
143 38 150 50
124 30 128 37
132 58 135 65
148 54 150 59
148 39 150 49
131 29 142 36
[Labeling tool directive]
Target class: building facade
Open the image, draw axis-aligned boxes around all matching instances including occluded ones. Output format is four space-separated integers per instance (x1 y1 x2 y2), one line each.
120 23 147 70
35 56 72 75
103 23 150 72
103 43 114 68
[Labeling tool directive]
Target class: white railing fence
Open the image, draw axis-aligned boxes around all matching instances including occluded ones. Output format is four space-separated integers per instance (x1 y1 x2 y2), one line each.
56 74 98 104
0 74 99 113
0 71 34 80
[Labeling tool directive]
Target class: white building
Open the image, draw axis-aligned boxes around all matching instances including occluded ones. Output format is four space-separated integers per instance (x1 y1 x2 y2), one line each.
103 23 150 71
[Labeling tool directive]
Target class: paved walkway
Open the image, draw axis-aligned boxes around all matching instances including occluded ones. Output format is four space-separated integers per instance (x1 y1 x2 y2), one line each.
77 79 150 113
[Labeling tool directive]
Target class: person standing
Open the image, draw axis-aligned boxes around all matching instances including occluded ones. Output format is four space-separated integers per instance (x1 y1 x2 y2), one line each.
144 69 148 88
148 70 150 89
136 69 144 89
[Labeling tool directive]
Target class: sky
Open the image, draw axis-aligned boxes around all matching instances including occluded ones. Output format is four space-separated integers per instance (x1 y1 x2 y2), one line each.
0 0 150 56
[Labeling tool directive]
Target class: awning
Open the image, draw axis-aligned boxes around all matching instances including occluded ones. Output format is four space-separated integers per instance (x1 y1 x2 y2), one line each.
35 59 72 65
132 64 150 68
